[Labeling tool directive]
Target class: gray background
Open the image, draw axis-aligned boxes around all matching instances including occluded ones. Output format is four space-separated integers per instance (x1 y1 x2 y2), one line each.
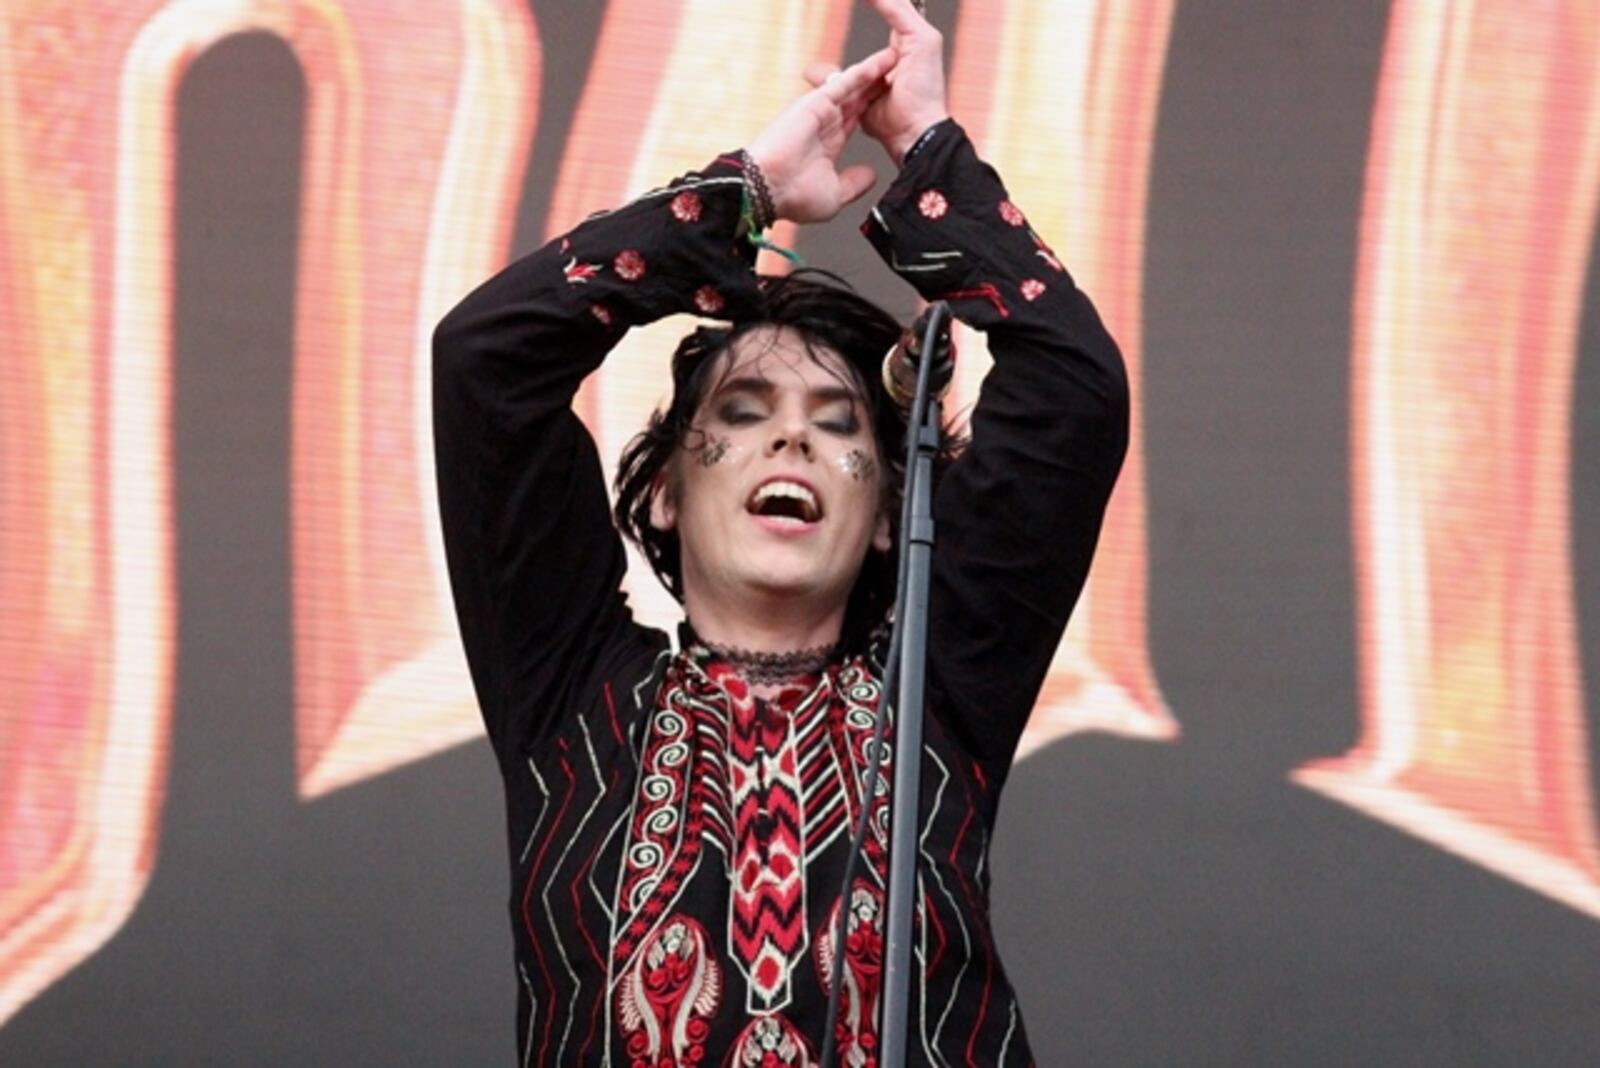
2 1 1597 1064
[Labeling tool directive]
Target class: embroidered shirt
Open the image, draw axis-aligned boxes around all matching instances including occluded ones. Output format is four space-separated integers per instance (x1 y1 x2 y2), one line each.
433 121 1129 1066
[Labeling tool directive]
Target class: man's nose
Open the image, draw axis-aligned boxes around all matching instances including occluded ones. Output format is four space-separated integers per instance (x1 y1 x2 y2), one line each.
765 411 813 458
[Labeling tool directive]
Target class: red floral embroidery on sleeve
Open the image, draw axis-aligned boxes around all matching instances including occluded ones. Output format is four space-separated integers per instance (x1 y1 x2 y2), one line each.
999 200 1026 227
589 303 614 326
1020 279 1046 301
1030 230 1065 273
614 249 646 282
936 283 1010 319
671 190 703 222
918 189 948 220
693 286 725 315
564 257 601 285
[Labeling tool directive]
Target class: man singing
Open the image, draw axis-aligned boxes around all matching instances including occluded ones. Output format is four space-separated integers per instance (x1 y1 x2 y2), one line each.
433 1 1128 1062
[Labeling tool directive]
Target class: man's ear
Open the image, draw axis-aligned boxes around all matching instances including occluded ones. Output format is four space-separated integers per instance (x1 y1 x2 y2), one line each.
649 470 677 532
872 507 891 553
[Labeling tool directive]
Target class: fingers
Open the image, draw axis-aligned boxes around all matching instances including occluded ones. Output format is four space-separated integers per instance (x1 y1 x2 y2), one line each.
803 61 839 88
863 0 936 37
818 46 895 106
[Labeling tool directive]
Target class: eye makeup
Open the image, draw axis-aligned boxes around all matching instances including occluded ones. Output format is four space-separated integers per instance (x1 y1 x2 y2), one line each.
815 401 861 435
716 400 764 425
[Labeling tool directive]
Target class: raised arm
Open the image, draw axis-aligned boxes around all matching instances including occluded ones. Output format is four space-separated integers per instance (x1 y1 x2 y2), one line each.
432 166 760 756
854 0 1131 773
433 46 901 758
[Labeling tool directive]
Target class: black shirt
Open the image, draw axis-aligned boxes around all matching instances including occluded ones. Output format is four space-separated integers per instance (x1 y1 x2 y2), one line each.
433 121 1128 1066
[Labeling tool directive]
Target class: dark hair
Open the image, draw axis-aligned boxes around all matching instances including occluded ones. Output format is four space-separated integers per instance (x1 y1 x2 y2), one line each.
613 270 910 646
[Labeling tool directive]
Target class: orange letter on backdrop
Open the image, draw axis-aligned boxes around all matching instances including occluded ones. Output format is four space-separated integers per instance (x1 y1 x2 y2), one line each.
0 0 536 1024
1296 0 1600 919
946 0 1179 755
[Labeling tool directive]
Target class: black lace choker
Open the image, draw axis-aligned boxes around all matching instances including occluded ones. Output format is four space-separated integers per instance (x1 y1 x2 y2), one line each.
697 639 840 685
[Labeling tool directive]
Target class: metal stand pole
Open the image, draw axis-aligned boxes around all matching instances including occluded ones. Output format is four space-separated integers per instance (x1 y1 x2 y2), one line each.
878 303 948 1068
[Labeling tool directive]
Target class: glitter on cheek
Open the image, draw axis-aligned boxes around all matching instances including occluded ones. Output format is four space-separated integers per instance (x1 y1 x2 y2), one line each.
698 434 733 467
837 448 876 482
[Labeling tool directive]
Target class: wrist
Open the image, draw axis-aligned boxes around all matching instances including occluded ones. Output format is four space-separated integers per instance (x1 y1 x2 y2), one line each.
889 114 951 165
734 149 779 230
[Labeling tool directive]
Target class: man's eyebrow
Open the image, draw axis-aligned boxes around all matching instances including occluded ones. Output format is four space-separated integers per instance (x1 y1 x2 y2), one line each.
711 376 863 405
712 376 775 399
808 384 863 406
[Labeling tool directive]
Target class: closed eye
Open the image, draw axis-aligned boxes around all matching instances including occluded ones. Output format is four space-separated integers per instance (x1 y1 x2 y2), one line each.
814 403 860 435
717 403 765 425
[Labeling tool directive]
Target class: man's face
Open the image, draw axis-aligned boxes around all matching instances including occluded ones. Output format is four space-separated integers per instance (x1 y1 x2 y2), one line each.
651 325 892 624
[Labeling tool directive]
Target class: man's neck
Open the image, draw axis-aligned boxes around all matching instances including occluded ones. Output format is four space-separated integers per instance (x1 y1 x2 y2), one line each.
682 587 844 655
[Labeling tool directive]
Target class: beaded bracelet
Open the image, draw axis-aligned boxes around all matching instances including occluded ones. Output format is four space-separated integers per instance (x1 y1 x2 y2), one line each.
736 149 778 232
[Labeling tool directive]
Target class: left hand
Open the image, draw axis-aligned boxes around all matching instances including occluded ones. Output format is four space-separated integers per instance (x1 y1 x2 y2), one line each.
807 0 950 165
745 47 897 224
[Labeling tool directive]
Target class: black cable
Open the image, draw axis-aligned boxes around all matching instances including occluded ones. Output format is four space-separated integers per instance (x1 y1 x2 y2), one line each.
818 620 901 1066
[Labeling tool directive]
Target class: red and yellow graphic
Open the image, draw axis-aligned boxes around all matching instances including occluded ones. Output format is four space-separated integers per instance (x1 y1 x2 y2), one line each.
1296 0 1600 918
0 0 1595 1032
0 0 535 1024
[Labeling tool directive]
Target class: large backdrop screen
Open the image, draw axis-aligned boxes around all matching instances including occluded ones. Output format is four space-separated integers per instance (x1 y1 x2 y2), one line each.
1 1 1597 1063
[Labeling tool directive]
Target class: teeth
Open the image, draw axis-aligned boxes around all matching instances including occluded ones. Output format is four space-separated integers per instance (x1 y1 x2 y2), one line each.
751 480 820 521
753 481 816 507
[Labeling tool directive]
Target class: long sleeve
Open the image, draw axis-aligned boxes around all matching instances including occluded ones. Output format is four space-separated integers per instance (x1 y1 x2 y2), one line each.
432 157 763 759
862 121 1131 776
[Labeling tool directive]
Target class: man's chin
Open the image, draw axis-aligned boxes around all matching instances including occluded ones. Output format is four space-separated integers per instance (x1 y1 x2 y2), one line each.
743 572 820 600
740 569 851 608
715 546 865 610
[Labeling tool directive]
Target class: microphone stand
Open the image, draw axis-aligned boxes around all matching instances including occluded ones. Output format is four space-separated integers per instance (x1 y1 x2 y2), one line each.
879 301 949 1068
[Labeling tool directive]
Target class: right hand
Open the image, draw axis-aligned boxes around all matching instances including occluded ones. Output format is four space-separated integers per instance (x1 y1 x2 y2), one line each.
745 47 897 224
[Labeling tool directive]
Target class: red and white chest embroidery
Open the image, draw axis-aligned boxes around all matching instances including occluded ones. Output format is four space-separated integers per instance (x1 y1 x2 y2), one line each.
718 666 807 1011
726 1013 815 1067
814 881 885 1068
617 916 722 1068
609 653 892 1044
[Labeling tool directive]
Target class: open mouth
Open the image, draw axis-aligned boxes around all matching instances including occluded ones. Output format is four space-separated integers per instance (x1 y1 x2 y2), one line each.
747 479 822 524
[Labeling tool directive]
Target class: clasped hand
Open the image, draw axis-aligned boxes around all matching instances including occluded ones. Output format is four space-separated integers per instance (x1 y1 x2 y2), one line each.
745 0 950 226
